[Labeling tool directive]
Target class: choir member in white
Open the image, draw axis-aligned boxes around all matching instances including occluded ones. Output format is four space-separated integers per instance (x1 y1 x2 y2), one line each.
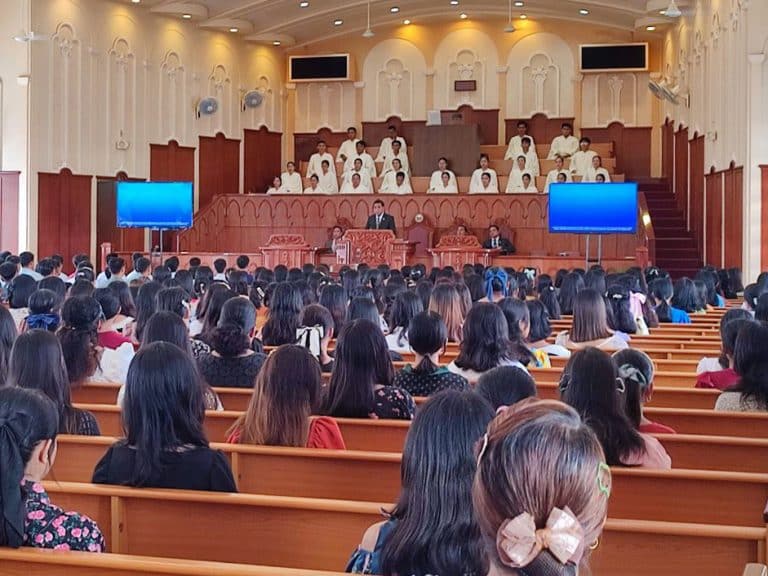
505 156 530 193
520 137 540 177
336 126 359 165
380 169 413 195
584 155 612 183
341 158 373 193
266 176 283 195
570 137 597 177
429 157 458 193
307 141 335 178
280 162 303 194
318 160 339 194
504 121 537 160
520 173 539 193
344 140 377 179
544 156 573 193
375 125 407 163
469 154 499 194
382 140 410 175
303 174 322 194
547 123 580 159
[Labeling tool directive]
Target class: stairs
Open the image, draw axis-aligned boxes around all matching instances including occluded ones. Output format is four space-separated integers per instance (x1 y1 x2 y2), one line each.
640 179 703 279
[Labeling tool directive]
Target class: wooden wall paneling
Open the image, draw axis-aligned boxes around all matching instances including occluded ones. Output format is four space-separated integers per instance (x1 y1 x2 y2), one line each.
0 171 20 254
95 173 146 256
704 169 724 268
37 169 92 267
243 127 283 195
504 114 575 150
293 128 347 164
582 122 652 179
439 105 499 145
674 127 689 215
149 140 196 251
361 117 424 149
688 135 706 251
762 166 768 270
723 164 743 269
662 119 674 181
199 133 241 209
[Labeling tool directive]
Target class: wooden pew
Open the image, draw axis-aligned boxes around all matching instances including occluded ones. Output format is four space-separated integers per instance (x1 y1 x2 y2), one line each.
0 549 345 576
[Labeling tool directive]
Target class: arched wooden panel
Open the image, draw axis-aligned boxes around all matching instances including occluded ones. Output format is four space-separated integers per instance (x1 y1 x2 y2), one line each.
199 132 240 208
38 169 92 268
723 165 743 269
704 169 724 268
244 127 282 195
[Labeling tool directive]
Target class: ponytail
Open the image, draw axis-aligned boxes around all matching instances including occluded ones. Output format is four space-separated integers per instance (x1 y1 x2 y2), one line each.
413 354 439 375
519 552 578 576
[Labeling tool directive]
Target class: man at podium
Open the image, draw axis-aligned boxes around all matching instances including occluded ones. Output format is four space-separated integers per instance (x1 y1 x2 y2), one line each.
365 199 397 235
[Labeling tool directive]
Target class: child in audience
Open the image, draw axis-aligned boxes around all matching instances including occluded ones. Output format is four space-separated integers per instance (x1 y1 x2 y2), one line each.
393 311 469 397
8 330 100 435
650 276 691 324
555 289 628 351
227 344 345 449
613 348 676 434
322 319 415 420
475 365 537 412
525 300 571 358
0 387 105 551
386 291 423 354
347 391 493 575
715 322 768 412
298 304 336 372
92 342 237 491
448 303 525 385
560 347 671 468
499 297 550 368
473 399 610 576
428 283 464 343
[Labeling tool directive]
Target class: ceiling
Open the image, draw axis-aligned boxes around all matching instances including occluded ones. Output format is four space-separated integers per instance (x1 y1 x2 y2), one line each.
135 0 690 47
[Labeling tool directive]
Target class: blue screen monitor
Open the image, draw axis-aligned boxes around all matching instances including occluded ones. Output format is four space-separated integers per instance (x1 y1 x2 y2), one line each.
548 182 638 234
116 181 193 229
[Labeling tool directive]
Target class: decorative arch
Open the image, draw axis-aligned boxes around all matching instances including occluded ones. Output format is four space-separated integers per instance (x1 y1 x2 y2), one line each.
433 29 499 110
362 38 427 121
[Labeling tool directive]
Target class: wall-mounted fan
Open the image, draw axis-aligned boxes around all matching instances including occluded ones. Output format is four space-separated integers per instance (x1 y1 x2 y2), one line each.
648 79 682 106
196 97 219 117
242 90 264 111
12 30 48 43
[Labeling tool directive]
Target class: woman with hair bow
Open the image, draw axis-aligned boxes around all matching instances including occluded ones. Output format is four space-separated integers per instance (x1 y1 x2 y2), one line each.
481 267 509 303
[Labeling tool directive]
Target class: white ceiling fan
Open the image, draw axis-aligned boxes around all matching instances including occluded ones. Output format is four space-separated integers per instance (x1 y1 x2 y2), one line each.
12 30 48 43
362 0 374 38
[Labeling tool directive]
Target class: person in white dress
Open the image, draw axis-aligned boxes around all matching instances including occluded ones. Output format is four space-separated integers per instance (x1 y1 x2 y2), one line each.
545 156 573 193
340 172 369 194
505 156 529 193
429 157 458 192
519 173 539 194
584 155 612 183
344 140 377 179
570 137 597 177
382 140 410 175
547 123 580 159
504 120 537 160
469 154 499 194
280 162 303 194
380 163 413 195
520 137 540 177
266 176 283 195
430 171 459 194
336 127 359 165
595 173 608 183
304 174 322 194
375 125 407 163
307 141 336 178
318 160 339 194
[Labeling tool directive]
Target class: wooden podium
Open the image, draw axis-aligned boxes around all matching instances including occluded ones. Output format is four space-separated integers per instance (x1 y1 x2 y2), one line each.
337 230 414 268
412 124 481 176
429 235 496 268
260 234 316 269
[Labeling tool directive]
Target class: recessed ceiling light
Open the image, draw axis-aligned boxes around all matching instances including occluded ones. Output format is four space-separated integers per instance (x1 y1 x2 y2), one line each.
182 13 192 19
519 14 527 19
403 19 411 24
514 1 524 6
646 25 656 31
131 0 140 4
390 6 399 13
450 0 459 5
299 1 309 6
579 9 589 15
273 40 281 46
459 12 468 19
659 9 666 14
333 18 343 25
229 27 239 32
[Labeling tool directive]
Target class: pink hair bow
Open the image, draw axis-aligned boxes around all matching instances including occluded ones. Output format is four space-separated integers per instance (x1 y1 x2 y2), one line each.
496 507 585 568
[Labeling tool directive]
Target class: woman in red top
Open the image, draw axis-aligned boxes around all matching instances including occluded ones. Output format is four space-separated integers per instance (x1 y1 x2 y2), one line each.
613 348 676 435
226 344 345 449
696 315 755 391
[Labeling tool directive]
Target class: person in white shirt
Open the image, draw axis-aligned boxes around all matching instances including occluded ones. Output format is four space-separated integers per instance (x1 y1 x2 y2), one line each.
520 137 540 177
570 137 597 177
336 127 359 165
18 252 43 282
380 164 413 195
345 140 377 179
266 176 283 195
341 158 374 193
375 125 407 163
595 173 607 183
505 120 537 160
382 140 410 176
545 156 573 193
584 155 612 183
429 157 458 193
469 154 499 194
304 174 322 194
125 257 150 284
280 162 303 194
307 140 335 178
340 172 369 194
519 173 539 194
505 156 529 193
318 160 339 194
547 122 580 159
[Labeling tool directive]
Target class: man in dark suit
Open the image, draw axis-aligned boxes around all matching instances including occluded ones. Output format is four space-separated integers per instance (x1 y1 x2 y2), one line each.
482 224 515 255
365 199 397 235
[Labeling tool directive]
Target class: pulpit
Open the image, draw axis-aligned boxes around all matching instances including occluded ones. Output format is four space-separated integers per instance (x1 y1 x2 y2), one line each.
260 234 316 269
337 229 414 267
429 235 496 268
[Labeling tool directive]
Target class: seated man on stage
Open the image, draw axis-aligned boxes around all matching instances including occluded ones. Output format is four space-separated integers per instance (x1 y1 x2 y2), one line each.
380 161 413 195
326 225 345 254
469 154 499 194
504 120 537 160
344 140 377 179
366 199 397 234
336 126 359 165
547 122 580 159
340 171 370 194
307 140 335 178
482 224 515 254
375 125 407 163
570 137 596 177
280 161 303 194
429 157 458 193
382 139 410 176
318 160 339 194
521 137 540 177
545 156 573 193
584 155 612 183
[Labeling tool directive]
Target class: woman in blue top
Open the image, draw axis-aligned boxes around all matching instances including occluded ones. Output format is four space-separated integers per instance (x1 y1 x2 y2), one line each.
650 277 691 324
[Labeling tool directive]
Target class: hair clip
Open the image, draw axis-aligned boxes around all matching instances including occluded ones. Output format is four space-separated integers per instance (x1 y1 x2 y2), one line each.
477 432 489 464
597 462 612 497
615 377 626 394
558 374 570 392
611 293 624 300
